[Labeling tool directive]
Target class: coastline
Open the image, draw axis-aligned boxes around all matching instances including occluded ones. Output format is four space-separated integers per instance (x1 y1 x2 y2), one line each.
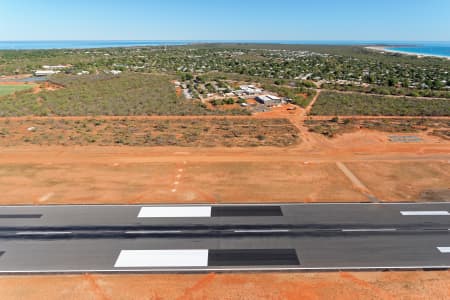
365 46 450 60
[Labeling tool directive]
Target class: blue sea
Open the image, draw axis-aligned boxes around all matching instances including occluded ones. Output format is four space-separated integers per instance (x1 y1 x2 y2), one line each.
387 44 450 58
0 40 191 50
0 40 449 58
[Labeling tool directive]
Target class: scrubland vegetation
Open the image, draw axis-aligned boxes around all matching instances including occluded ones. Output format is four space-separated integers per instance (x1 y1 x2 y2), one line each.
311 92 450 116
0 73 248 116
0 118 299 147
305 118 450 139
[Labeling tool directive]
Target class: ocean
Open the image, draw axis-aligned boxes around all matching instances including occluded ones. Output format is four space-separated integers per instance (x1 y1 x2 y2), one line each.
0 41 449 58
386 44 450 58
0 40 191 50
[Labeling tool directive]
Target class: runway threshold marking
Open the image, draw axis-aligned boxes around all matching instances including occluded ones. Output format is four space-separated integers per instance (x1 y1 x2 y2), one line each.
437 247 450 253
114 249 300 268
137 206 284 218
401 211 450 216
138 206 212 218
114 250 209 268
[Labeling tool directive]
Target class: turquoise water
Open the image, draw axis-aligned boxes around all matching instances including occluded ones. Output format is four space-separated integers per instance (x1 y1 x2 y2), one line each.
0 40 190 50
388 45 450 58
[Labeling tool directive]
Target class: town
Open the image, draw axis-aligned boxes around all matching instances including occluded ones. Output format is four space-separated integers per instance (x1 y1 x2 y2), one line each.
1 45 448 100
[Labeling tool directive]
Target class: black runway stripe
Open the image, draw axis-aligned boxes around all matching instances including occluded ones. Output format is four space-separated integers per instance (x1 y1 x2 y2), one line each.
0 214 42 219
211 206 283 217
208 249 299 266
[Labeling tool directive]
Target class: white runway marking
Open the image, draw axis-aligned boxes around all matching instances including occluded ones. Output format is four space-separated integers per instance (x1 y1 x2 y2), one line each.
401 211 450 216
233 229 290 233
16 231 72 235
341 228 397 232
138 206 212 218
125 230 182 234
437 247 450 253
114 250 209 268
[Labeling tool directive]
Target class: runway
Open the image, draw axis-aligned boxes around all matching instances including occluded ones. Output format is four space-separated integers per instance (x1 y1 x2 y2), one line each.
0 203 449 273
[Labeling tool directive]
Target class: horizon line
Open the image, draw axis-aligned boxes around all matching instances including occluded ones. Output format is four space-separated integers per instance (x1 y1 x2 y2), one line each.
1 39 450 42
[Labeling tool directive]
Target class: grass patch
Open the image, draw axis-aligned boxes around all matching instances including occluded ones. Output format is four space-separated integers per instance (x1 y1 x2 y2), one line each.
0 84 35 97
310 92 450 116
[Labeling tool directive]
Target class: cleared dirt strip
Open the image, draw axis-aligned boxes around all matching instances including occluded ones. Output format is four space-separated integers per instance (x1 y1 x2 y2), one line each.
336 162 379 202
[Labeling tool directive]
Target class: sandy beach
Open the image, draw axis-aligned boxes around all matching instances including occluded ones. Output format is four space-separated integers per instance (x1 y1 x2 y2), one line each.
365 46 450 59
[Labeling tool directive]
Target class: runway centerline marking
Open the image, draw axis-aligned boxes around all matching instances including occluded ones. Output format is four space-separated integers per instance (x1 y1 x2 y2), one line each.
138 206 212 218
401 211 450 216
15 231 72 235
125 230 182 234
114 250 209 268
233 229 290 233
341 228 397 232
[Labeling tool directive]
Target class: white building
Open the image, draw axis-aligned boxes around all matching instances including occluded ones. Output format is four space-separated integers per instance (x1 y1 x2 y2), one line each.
256 95 282 106
42 65 68 70
34 70 60 76
239 85 263 95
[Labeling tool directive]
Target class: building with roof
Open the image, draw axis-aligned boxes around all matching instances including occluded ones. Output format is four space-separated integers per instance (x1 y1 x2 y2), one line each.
34 70 60 76
256 94 282 106
42 65 69 70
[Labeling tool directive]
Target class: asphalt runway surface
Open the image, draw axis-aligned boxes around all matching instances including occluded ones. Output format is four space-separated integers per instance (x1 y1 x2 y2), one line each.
0 203 449 273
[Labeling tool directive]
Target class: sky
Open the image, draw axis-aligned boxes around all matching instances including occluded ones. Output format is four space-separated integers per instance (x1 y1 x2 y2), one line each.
1 0 449 41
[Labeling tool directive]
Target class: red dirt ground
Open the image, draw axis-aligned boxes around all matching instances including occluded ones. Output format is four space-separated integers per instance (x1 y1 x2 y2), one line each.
0 109 448 298
1 271 449 300
0 123 447 205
